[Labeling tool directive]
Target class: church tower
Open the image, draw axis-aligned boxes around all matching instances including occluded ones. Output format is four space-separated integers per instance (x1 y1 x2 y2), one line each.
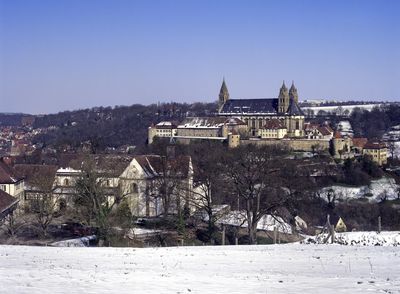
278 81 289 113
218 79 230 112
289 81 298 104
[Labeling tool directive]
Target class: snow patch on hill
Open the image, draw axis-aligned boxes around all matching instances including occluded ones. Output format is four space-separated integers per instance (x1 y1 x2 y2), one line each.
319 177 399 202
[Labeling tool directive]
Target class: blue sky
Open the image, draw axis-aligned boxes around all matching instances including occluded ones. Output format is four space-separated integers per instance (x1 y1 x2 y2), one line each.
1 0 399 114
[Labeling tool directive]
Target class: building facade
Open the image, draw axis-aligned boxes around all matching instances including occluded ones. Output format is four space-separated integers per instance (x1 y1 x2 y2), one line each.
218 80 305 137
363 142 388 166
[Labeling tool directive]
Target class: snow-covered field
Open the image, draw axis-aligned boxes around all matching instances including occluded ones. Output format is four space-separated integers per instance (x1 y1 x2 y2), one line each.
320 177 399 202
1 244 400 293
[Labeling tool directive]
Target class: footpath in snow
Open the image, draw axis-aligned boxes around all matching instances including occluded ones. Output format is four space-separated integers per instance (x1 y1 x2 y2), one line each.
1 244 400 293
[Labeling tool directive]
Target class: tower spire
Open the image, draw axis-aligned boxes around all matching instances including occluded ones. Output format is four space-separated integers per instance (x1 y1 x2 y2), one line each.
289 80 299 104
278 81 289 113
218 78 230 112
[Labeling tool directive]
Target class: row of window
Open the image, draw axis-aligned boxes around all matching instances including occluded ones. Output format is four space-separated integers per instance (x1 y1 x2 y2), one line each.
247 119 301 129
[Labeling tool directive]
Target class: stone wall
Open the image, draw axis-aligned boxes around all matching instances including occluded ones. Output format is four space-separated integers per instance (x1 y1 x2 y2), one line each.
241 138 330 152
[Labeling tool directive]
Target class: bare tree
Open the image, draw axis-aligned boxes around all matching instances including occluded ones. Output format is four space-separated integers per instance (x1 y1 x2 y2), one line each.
74 158 130 245
27 169 60 238
188 142 226 243
0 213 25 238
223 145 290 244
147 155 192 218
387 140 396 159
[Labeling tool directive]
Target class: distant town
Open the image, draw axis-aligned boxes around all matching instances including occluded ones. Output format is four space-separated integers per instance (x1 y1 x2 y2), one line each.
1 80 400 251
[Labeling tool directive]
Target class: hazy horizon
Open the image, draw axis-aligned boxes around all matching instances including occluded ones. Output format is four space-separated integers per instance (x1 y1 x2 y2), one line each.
1 0 399 114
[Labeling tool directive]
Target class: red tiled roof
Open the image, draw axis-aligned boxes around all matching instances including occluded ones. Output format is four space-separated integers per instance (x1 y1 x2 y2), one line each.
333 131 342 139
317 126 333 136
352 138 368 148
364 141 387 150
14 164 58 190
261 119 286 130
304 123 320 131
0 160 23 184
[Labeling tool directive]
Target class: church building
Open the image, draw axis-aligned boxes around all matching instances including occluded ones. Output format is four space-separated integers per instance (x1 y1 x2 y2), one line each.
217 80 305 137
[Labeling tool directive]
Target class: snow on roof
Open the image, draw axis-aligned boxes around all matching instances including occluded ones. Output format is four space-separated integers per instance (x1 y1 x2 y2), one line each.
217 210 292 234
56 167 81 173
177 117 245 129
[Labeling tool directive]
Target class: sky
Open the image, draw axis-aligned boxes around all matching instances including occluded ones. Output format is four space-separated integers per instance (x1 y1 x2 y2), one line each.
1 0 399 114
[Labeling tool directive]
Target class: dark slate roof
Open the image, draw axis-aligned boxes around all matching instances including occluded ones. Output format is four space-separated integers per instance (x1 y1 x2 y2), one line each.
0 190 19 215
219 98 304 116
219 98 278 115
287 100 305 116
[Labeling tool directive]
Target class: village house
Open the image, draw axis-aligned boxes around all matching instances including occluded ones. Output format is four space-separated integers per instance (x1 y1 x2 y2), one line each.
351 138 368 156
363 141 388 166
20 153 200 218
305 124 334 140
331 131 353 159
0 190 19 220
14 164 58 212
52 155 132 207
148 121 178 144
257 119 287 139
119 154 197 217
0 159 25 211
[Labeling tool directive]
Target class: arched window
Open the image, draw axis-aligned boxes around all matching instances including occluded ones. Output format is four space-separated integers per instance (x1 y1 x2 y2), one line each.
63 178 69 186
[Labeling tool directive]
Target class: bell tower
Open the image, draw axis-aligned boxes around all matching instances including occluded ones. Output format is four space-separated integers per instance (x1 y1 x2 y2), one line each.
278 81 289 113
218 78 230 112
289 81 298 104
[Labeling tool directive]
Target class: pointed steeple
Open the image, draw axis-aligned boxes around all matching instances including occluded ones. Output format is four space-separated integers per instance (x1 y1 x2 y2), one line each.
278 81 289 113
218 78 230 112
289 81 298 104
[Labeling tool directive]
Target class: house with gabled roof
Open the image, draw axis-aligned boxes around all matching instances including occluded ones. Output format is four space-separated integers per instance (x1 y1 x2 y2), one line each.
0 190 19 220
119 154 197 217
0 159 24 209
257 119 287 139
363 141 388 166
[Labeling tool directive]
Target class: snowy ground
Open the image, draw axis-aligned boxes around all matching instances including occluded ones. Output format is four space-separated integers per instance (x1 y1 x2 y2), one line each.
302 104 382 116
1 244 400 293
303 231 400 246
320 177 399 202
